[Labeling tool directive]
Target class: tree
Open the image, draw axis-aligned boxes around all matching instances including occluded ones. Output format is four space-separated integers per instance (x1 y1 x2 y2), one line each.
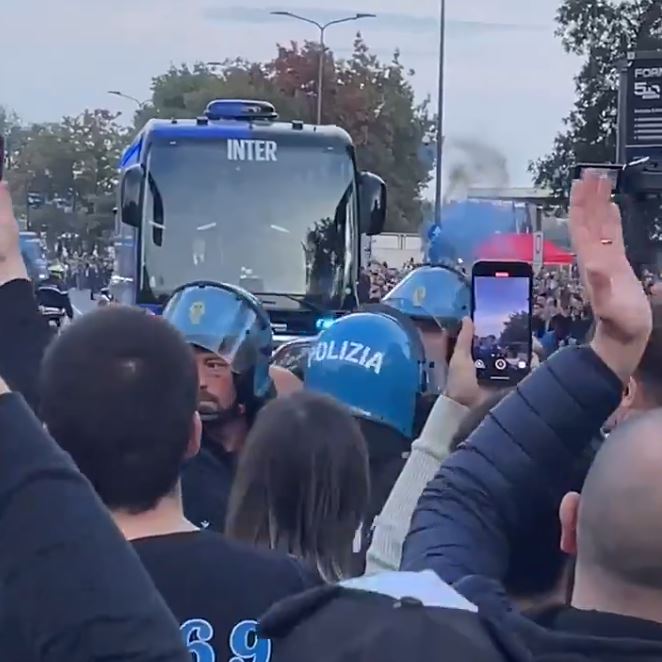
0 106 23 164
530 0 662 199
7 110 126 241
141 36 434 231
499 311 530 347
0 106 19 134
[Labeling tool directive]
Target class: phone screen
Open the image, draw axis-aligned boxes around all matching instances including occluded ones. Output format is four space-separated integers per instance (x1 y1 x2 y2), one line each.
472 266 532 384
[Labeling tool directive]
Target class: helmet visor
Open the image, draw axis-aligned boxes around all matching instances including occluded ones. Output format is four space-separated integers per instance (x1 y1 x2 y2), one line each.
383 268 470 326
163 285 263 373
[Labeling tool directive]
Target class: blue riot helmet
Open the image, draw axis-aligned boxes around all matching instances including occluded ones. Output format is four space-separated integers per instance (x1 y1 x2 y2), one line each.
381 265 470 393
382 264 470 329
305 311 429 439
163 281 275 418
272 337 315 381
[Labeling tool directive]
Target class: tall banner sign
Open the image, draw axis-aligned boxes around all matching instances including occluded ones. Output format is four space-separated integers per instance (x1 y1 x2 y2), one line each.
625 56 662 161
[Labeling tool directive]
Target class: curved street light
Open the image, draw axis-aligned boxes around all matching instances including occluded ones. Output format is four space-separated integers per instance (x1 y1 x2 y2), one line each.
270 11 376 124
107 90 148 109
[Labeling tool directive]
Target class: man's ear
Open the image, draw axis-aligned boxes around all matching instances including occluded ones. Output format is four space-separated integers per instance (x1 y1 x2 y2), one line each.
560 491 580 556
185 412 202 460
622 376 637 409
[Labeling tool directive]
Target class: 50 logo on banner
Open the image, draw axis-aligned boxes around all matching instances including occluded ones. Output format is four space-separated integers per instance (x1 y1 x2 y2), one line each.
634 81 662 101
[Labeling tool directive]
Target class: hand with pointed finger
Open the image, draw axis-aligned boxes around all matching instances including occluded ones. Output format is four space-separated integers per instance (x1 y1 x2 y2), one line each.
569 171 652 383
444 317 486 409
0 183 28 287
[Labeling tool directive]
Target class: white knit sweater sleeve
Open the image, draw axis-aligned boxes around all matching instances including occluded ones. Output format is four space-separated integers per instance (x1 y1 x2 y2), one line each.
364 395 468 575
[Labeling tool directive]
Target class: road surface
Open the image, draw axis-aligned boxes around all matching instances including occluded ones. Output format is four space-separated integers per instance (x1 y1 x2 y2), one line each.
70 289 98 317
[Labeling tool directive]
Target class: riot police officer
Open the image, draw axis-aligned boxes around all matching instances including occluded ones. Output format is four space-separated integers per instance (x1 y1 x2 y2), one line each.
305 309 434 565
382 263 471 390
36 264 74 329
163 281 276 531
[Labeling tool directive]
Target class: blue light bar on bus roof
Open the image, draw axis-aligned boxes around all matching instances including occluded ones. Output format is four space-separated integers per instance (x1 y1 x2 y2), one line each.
205 99 278 121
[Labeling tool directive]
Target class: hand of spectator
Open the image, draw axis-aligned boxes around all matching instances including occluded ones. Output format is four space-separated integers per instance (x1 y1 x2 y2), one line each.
570 172 652 383
419 327 449 390
0 374 8 396
0 183 28 287
444 317 485 408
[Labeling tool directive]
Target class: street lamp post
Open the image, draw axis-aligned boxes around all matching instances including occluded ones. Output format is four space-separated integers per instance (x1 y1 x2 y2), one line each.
107 90 147 108
270 11 376 124
434 0 446 225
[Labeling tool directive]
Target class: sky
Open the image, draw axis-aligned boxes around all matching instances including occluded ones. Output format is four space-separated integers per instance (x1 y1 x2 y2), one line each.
1 0 582 188
473 275 529 338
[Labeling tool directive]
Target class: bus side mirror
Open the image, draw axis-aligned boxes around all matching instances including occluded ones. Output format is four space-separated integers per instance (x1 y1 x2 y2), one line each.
359 172 386 236
120 164 144 228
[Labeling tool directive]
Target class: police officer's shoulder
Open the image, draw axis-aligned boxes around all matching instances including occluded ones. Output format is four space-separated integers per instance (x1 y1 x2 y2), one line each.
38 278 67 293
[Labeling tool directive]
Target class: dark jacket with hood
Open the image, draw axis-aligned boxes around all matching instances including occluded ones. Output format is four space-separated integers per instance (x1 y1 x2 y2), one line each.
402 345 662 660
0 382 188 661
0 279 52 411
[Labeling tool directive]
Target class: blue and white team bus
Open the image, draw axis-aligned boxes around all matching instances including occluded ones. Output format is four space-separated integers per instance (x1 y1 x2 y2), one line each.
112 99 386 342
19 231 48 283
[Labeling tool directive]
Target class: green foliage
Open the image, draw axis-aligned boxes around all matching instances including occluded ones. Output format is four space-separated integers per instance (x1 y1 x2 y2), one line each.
530 0 662 200
6 109 127 240
3 36 431 238
499 311 530 346
140 35 433 231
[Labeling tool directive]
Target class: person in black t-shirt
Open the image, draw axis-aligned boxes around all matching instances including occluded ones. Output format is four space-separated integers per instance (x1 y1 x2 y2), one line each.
0 381 190 662
38 306 314 660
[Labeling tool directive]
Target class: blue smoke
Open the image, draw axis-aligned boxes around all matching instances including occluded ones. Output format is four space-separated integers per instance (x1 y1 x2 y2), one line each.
422 200 521 264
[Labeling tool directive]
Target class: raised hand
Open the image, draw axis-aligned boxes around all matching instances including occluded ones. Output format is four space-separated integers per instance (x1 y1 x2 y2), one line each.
444 317 485 409
570 171 652 382
0 183 28 286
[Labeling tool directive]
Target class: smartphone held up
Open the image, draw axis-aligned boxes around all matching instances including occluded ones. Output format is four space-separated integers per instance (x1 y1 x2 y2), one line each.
471 261 533 385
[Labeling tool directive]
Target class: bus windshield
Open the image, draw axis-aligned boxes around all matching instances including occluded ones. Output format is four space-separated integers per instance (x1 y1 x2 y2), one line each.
141 139 356 304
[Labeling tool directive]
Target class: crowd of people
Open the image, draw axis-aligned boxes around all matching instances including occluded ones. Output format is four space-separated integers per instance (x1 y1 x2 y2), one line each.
364 258 595 351
532 269 594 351
53 245 113 294
1 171 662 662
362 258 419 301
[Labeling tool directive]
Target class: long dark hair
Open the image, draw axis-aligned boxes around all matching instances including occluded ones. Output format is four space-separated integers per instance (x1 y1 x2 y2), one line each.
225 391 370 582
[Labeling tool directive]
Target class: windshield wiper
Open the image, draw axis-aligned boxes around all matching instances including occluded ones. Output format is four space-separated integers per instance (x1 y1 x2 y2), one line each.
254 292 330 316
